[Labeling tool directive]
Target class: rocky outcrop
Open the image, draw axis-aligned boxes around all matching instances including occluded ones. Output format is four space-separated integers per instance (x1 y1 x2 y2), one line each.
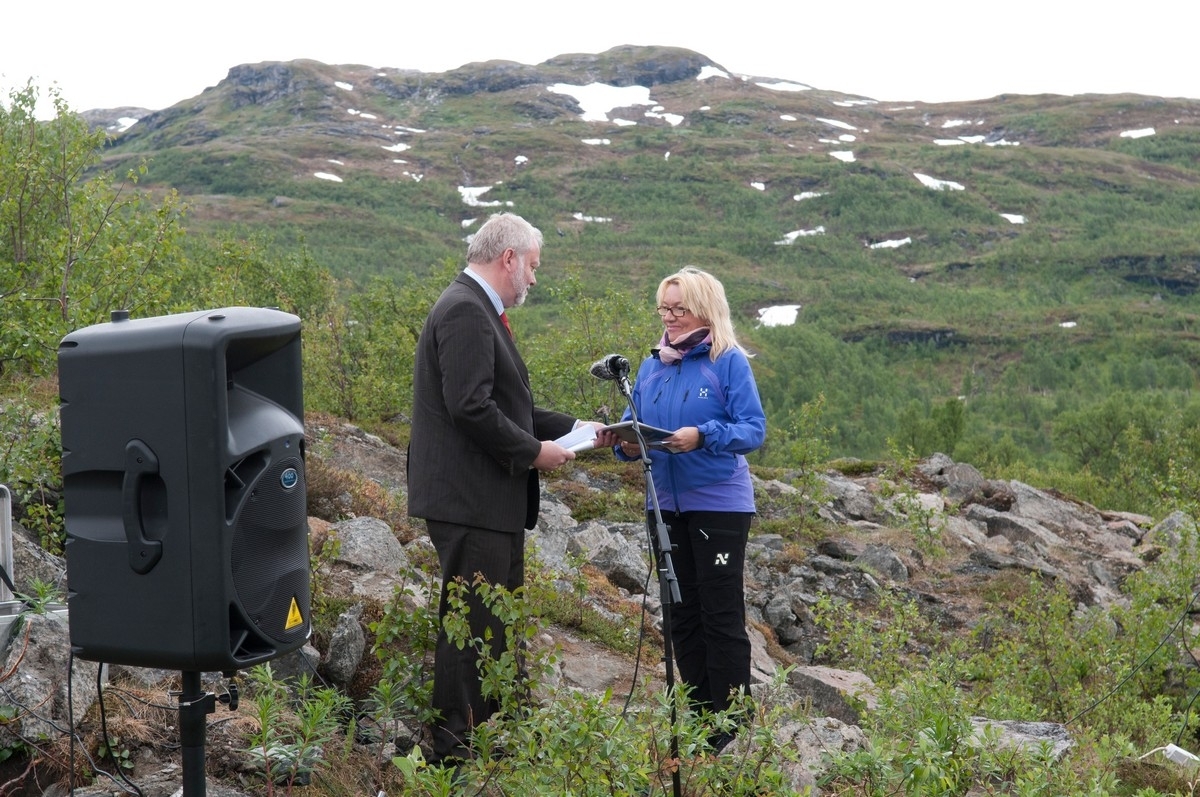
222 62 322 108
3 438 1166 793
437 61 548 96
542 45 716 88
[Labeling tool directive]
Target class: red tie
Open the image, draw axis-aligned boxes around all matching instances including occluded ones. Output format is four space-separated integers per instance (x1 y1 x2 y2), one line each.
500 311 513 338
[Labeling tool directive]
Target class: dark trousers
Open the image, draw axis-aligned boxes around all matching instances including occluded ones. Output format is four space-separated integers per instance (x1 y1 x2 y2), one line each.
426 520 524 762
655 510 753 715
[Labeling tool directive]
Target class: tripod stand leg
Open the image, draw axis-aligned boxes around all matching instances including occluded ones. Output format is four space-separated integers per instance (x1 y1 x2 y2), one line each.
659 574 683 797
179 671 215 796
647 513 683 797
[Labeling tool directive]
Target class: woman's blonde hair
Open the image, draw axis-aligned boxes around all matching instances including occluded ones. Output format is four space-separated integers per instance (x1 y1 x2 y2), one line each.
656 266 748 360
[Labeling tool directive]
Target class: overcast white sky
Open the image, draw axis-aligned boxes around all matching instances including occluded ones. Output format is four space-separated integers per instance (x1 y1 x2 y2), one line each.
3 1 1197 113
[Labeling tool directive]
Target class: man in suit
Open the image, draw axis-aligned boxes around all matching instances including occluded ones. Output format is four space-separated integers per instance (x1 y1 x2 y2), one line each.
408 212 615 766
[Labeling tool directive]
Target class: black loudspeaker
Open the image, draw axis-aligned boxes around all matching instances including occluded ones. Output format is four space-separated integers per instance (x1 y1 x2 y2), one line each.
59 307 311 672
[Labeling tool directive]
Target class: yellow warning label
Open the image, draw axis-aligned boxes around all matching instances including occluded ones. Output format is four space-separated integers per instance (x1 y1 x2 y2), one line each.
285 597 304 630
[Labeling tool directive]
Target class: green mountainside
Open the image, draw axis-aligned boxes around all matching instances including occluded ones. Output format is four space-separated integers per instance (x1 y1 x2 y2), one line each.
92 45 1200 482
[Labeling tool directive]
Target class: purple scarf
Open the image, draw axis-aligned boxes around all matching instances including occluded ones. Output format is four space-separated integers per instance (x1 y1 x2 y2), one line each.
658 327 711 364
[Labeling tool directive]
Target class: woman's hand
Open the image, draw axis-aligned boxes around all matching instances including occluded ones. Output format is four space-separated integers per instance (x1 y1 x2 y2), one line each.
619 426 701 455
664 426 701 453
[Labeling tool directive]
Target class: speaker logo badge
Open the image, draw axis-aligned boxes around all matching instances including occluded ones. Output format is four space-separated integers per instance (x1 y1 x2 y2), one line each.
280 467 300 490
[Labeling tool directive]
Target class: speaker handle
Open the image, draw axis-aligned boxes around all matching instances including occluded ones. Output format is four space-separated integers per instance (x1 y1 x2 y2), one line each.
123 439 164 574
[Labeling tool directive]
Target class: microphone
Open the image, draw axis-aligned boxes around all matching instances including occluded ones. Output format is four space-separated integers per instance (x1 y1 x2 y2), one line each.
589 353 630 381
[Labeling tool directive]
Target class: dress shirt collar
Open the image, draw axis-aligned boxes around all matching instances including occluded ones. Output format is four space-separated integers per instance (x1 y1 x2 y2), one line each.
462 267 505 316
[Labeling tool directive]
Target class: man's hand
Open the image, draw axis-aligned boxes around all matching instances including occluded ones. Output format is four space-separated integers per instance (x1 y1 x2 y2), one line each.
586 421 620 449
533 441 575 471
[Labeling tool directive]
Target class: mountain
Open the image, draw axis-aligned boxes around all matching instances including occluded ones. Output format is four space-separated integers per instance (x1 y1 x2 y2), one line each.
92 45 1197 283
85 45 1200 471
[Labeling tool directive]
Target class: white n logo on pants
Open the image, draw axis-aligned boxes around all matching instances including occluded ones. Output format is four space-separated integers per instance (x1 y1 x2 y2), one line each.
714 552 729 566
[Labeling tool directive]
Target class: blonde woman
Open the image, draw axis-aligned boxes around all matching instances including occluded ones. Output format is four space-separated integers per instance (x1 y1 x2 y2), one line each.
615 266 766 750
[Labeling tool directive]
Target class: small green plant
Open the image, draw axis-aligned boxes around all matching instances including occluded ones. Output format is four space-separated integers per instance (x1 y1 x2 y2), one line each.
306 527 342 628
893 489 947 557
0 710 25 765
244 665 351 795
360 677 413 770
96 735 134 772
439 576 558 724
368 571 443 729
15 578 64 614
881 437 920 489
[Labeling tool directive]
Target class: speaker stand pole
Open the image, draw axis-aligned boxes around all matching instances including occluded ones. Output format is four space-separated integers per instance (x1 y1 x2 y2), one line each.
613 371 683 797
178 671 215 796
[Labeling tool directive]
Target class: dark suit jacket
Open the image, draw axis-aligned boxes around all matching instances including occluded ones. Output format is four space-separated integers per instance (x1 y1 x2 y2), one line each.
407 273 576 532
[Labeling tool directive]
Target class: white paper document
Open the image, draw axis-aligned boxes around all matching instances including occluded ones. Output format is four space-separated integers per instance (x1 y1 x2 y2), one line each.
554 424 599 453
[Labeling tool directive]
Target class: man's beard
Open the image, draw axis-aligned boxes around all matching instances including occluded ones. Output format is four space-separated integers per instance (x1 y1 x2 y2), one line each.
510 265 530 306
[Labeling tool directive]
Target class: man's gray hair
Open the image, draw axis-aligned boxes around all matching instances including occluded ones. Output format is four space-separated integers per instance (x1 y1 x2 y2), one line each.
467 213 543 265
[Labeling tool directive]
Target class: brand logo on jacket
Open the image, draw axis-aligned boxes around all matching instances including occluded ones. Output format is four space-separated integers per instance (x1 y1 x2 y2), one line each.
698 387 709 398
714 552 729 566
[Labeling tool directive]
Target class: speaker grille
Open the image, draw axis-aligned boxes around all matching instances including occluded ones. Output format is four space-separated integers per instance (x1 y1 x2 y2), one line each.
230 455 310 647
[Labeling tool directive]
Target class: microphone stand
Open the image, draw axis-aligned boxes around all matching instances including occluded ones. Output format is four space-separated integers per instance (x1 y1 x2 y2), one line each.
613 367 683 797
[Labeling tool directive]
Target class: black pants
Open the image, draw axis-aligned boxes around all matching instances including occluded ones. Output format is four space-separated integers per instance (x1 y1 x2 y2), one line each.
426 520 524 763
654 510 753 715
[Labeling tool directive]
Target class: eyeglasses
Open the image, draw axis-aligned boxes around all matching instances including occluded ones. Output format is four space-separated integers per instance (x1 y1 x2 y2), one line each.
655 305 689 318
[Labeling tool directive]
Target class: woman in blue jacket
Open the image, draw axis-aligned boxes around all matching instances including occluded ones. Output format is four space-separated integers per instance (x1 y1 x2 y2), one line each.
616 266 766 750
